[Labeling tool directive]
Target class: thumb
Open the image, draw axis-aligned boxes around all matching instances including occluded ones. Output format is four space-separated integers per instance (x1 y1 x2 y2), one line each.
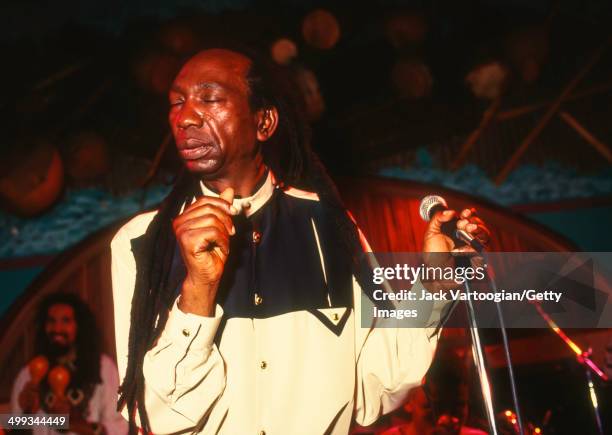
220 187 235 205
428 210 455 233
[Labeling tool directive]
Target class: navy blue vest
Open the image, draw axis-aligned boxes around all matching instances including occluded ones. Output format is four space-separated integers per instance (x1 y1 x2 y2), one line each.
131 188 356 336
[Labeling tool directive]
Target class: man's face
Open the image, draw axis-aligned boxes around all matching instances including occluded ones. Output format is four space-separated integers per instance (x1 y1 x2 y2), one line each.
45 304 77 353
168 49 260 178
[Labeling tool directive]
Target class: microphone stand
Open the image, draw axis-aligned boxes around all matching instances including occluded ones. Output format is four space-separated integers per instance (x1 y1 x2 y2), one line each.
457 249 526 435
457 255 500 435
532 302 607 435
418 197 525 434
463 280 499 434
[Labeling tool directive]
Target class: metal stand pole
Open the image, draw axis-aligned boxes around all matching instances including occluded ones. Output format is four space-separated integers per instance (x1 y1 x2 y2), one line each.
459 252 525 435
464 290 499 435
533 303 608 434
451 228 525 434
584 355 604 435
486 259 526 435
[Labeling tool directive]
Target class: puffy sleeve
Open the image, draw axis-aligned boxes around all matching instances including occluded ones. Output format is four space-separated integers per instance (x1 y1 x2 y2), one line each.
350 224 451 426
352 276 446 426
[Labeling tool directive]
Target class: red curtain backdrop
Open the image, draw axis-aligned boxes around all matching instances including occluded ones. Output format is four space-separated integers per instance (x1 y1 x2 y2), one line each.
337 177 575 253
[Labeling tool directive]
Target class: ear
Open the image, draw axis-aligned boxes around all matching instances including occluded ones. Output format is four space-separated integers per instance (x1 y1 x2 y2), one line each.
256 106 279 142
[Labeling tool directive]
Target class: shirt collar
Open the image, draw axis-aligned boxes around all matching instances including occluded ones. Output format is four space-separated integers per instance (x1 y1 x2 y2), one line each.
199 170 276 217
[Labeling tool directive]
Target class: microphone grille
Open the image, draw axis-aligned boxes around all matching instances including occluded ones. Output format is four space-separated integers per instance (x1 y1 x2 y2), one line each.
419 195 447 222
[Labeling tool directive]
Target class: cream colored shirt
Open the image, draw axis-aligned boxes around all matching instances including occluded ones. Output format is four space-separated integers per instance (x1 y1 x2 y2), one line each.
111 173 443 435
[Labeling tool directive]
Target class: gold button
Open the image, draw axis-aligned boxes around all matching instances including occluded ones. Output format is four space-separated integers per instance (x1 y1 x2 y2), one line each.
252 231 261 243
182 329 190 337
260 361 267 369
254 293 263 306
259 431 266 435
332 313 339 321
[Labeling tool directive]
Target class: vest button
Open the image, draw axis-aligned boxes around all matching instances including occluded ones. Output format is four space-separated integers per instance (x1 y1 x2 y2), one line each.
252 230 262 243
254 293 263 306
260 361 267 369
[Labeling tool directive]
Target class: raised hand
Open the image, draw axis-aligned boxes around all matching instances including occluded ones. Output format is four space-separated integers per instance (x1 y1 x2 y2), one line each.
423 207 490 254
173 188 236 316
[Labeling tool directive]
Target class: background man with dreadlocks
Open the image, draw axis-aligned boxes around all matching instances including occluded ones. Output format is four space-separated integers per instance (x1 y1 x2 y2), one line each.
10 293 128 435
111 47 490 434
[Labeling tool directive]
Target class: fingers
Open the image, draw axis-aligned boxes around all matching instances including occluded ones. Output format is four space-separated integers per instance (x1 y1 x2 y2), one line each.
174 204 234 260
427 209 456 233
460 207 477 219
175 197 236 233
456 208 491 244
456 222 490 244
178 213 235 235
219 187 235 205
176 187 237 234
469 224 491 243
437 209 456 222
175 205 235 235
183 193 238 216
180 226 230 258
174 188 238 268
175 213 231 253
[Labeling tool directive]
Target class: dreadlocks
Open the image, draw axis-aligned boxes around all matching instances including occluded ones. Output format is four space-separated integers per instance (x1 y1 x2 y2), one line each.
118 46 368 433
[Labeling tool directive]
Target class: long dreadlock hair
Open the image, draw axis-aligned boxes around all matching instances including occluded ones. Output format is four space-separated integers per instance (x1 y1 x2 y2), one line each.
118 46 370 433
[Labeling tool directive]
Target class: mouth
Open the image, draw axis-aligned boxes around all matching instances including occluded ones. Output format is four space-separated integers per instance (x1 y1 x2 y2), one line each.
178 140 214 160
50 334 68 344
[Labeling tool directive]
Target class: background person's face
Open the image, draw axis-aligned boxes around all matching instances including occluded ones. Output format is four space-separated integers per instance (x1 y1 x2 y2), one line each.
45 303 77 354
168 49 260 179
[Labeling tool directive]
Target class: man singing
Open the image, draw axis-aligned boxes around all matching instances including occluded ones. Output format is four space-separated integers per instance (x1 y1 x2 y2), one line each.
11 293 127 435
111 47 489 434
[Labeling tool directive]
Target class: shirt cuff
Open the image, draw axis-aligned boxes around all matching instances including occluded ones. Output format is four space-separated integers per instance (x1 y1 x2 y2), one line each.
166 297 224 351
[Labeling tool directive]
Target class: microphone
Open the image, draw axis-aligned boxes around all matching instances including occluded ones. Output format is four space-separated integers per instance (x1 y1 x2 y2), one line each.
419 195 484 252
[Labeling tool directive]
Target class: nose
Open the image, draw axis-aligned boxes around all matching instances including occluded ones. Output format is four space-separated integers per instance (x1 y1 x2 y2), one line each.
175 102 203 130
